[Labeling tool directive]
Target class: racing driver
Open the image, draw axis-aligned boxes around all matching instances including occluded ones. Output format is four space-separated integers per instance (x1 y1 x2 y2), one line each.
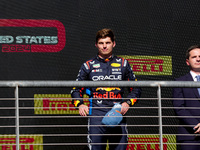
71 28 141 150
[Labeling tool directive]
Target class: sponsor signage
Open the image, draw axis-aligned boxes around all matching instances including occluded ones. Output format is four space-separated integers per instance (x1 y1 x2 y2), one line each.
0 135 43 150
34 94 89 114
126 135 176 150
118 55 172 75
0 19 66 52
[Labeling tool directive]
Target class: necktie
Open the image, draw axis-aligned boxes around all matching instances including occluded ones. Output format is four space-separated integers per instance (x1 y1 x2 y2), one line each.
196 75 200 95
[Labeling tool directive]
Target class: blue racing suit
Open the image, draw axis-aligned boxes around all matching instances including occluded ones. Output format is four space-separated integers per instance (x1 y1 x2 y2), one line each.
71 55 141 150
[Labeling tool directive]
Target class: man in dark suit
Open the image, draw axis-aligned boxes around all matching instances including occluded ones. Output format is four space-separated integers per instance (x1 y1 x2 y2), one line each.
173 45 200 150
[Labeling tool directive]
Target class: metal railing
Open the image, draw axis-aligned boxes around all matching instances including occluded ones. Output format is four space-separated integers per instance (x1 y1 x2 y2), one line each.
1 80 200 150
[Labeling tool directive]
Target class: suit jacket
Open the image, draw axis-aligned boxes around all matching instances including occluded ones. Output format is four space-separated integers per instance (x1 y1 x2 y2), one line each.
173 73 200 141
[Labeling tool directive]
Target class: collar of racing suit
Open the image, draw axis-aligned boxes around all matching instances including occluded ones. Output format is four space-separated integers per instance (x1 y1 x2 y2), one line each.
96 54 114 62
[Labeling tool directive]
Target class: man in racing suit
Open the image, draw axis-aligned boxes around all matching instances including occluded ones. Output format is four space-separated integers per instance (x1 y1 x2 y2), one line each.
71 28 141 150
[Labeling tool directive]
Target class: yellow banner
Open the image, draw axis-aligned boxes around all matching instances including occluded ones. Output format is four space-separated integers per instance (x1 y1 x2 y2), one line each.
34 94 89 114
126 134 176 150
118 55 172 75
0 135 43 150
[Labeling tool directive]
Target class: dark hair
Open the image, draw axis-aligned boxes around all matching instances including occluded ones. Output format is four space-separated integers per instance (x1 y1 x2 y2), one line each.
186 45 200 59
95 28 115 43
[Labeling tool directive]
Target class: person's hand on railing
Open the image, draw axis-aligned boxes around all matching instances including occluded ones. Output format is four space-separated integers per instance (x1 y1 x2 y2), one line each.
194 123 200 134
121 102 130 115
79 104 89 116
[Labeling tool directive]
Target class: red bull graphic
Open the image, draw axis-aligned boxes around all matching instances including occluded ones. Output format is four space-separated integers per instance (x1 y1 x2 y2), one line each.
94 87 122 99
34 94 89 114
0 135 43 150
73 100 81 107
96 87 121 91
93 92 122 99
117 55 172 75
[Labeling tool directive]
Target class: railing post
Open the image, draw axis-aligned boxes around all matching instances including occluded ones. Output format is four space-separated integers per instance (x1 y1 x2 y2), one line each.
15 85 19 150
157 85 163 150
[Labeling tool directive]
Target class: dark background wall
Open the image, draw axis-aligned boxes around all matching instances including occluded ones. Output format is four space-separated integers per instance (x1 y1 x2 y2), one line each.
0 0 199 149
1 0 199 81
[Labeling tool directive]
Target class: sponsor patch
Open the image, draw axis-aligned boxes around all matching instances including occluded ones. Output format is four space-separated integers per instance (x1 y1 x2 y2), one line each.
92 75 122 81
116 58 121 62
93 64 100 68
96 87 121 91
111 63 121 67
89 61 95 64
93 92 122 99
112 68 121 72
92 69 102 72
112 72 122 74
97 100 102 104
